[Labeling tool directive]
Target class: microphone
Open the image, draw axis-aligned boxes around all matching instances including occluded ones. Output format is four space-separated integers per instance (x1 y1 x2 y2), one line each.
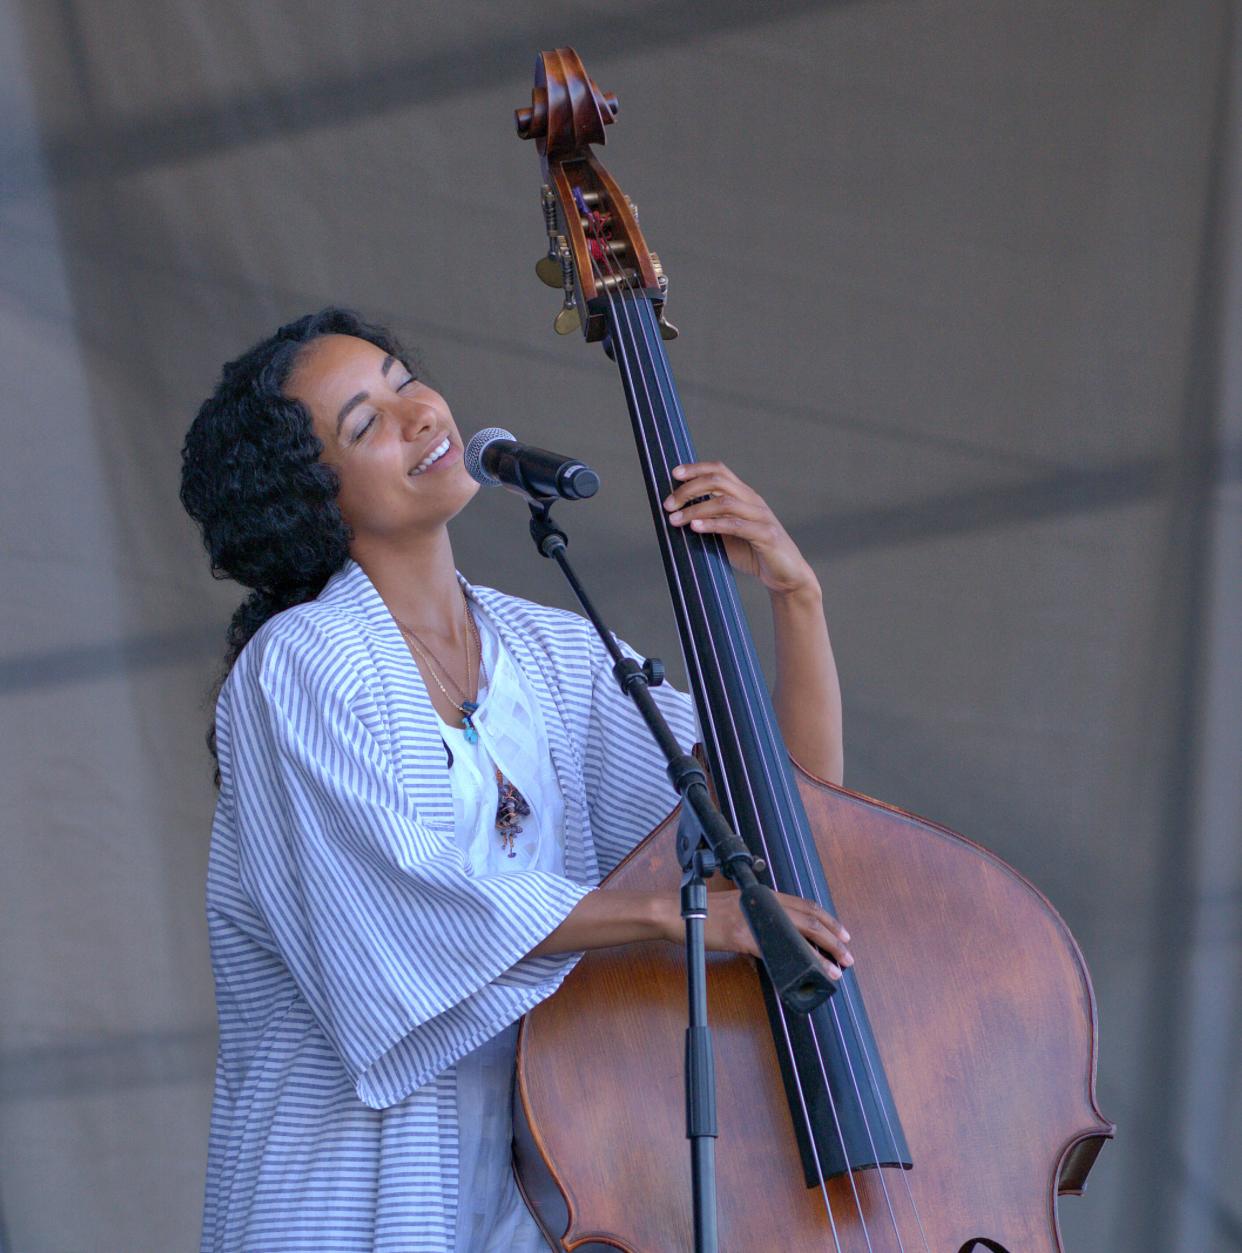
464 427 601 501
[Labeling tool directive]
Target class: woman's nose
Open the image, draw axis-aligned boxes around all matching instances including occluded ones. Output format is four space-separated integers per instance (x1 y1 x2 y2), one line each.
398 399 436 439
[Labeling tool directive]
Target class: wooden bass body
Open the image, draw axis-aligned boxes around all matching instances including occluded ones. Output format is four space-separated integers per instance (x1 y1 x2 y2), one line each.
515 765 1113 1252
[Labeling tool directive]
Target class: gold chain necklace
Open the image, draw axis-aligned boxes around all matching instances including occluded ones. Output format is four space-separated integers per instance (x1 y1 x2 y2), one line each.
394 596 529 857
395 595 486 743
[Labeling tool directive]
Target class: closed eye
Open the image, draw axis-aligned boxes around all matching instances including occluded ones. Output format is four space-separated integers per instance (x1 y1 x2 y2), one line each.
396 375 417 391
351 414 376 443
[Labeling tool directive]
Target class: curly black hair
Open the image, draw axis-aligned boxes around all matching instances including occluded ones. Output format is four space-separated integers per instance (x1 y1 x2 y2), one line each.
180 306 413 719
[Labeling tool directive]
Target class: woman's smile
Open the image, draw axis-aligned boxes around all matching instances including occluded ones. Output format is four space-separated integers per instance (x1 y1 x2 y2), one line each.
409 436 458 477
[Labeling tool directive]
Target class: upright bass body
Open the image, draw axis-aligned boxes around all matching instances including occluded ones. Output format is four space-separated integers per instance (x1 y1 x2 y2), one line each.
510 48 1113 1251
515 770 1112 1251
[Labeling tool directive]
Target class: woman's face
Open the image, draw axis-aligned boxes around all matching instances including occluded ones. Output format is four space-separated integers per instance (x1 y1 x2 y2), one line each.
287 333 478 546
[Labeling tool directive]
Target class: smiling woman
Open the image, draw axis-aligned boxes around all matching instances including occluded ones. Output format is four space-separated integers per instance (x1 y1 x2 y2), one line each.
286 334 475 553
178 307 845 1252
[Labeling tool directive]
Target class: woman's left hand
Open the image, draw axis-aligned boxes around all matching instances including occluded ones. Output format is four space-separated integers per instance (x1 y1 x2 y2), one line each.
663 461 818 597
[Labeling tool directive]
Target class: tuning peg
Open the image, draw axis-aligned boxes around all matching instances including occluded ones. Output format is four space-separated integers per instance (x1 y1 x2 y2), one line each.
544 234 581 335
554 304 582 335
536 255 562 287
657 311 679 341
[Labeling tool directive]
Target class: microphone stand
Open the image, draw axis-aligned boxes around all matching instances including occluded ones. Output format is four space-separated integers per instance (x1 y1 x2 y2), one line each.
524 497 834 1253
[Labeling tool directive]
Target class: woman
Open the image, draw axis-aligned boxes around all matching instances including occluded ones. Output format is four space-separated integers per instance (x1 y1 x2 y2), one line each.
181 307 850 1252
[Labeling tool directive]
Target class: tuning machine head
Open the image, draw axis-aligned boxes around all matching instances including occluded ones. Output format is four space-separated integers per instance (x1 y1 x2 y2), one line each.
550 236 581 335
532 187 582 332
649 252 678 341
535 185 564 287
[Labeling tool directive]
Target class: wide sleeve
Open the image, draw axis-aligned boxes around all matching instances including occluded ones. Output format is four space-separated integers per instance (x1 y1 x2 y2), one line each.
580 630 701 877
220 627 592 1108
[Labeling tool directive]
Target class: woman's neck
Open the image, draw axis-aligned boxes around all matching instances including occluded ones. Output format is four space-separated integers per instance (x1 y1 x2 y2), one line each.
352 528 466 642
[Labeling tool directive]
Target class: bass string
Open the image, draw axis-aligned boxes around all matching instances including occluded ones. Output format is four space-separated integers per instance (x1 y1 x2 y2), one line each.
628 292 922 1250
631 286 932 1253
617 293 894 1251
575 226 845 1244
613 297 875 1251
627 296 932 1251
598 293 848 1253
578 224 864 1250
587 218 923 1249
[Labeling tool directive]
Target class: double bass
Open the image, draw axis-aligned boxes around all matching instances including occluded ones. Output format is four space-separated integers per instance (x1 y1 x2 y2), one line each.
509 49 1113 1252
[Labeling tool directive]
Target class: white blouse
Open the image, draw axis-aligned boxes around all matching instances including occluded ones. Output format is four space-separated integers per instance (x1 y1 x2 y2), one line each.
437 608 562 1251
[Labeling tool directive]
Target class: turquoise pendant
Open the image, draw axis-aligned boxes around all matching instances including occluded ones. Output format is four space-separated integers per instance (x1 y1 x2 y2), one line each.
461 700 480 745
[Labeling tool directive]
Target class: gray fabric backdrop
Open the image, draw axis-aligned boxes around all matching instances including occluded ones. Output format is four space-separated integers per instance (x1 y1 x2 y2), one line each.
1 2 1238 1249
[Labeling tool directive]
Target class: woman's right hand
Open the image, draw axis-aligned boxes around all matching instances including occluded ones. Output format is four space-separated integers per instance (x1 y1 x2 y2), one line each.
691 888 854 980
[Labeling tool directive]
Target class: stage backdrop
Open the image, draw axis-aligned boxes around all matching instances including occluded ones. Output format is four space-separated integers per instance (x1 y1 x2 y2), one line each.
2 2 1239 1250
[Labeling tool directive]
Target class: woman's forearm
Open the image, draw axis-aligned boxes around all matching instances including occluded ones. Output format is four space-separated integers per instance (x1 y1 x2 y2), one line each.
529 884 853 976
771 579 844 785
529 890 673 957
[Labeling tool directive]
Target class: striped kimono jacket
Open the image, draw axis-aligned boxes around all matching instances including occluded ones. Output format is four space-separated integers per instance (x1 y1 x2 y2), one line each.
200 559 697 1251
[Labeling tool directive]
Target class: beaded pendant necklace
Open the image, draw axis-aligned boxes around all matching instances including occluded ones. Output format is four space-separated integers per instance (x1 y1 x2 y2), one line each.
395 597 530 857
